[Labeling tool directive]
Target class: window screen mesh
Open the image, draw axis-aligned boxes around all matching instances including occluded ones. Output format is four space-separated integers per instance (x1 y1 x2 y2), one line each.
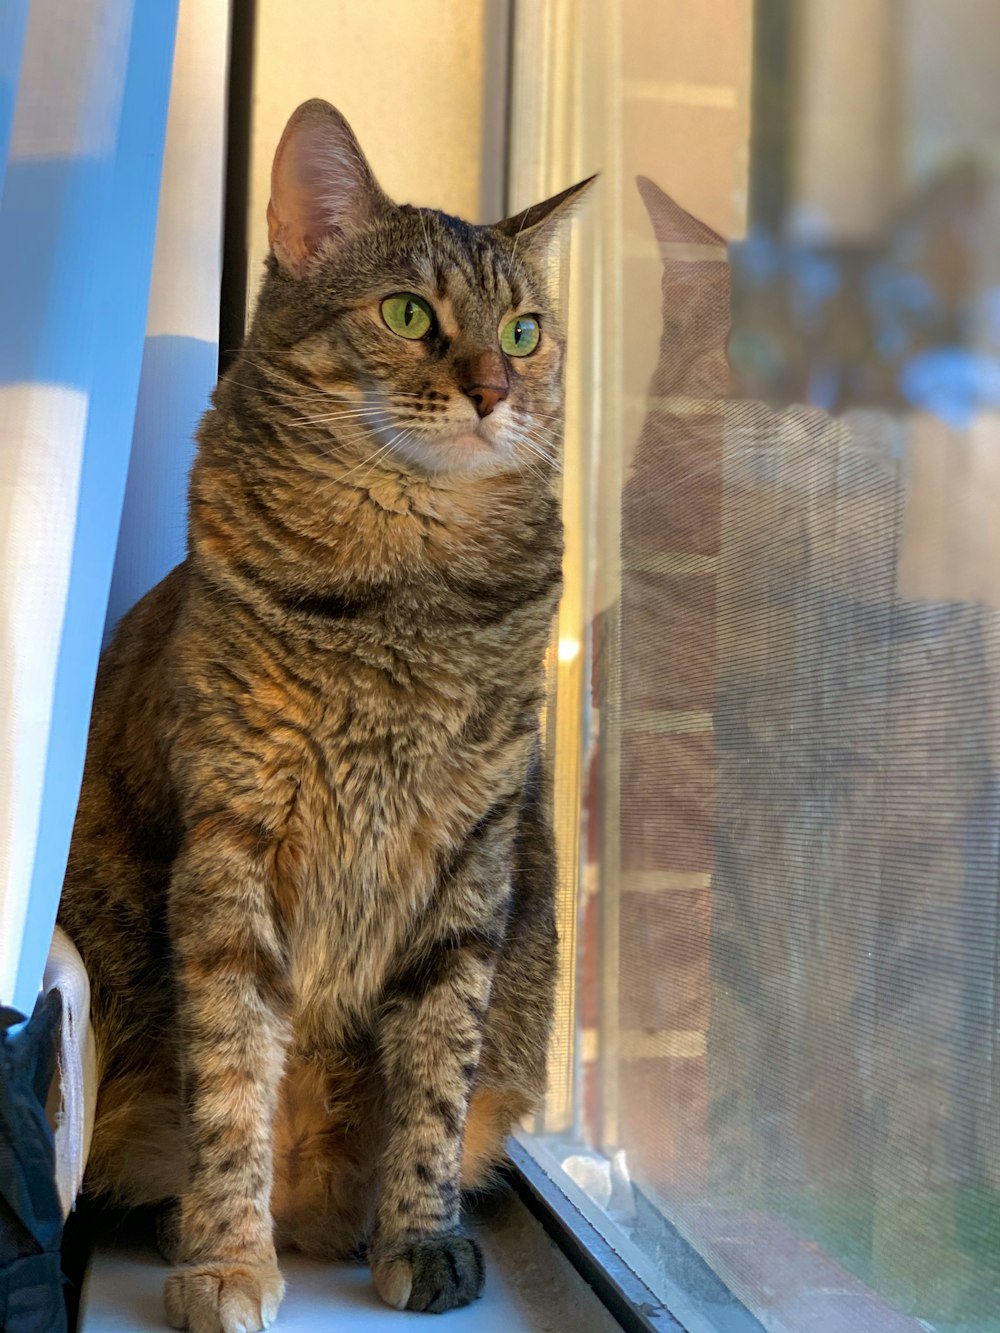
527 4 1000 1330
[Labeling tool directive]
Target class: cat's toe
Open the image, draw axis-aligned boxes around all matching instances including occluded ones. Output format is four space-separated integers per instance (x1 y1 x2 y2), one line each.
163 1259 285 1333
372 1234 485 1313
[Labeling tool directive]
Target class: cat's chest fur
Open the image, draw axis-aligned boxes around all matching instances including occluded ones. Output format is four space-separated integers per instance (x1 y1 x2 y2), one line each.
211 606 546 1042
177 464 560 1041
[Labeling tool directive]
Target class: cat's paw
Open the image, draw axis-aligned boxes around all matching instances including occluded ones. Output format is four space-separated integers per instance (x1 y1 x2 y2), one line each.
163 1259 285 1333
371 1234 485 1313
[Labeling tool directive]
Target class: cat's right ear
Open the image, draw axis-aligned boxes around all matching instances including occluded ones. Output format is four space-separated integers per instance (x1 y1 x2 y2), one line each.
267 99 388 278
492 175 597 259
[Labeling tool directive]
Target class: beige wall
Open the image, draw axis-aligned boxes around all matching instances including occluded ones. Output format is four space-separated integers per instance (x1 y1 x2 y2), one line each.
620 0 753 245
248 0 508 309
792 0 901 241
616 0 753 457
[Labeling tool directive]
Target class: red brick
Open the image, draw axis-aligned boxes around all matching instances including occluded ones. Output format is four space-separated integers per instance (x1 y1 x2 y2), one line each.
583 734 603 860
619 1055 709 1197
648 260 732 401
581 1058 601 1149
621 412 723 556
579 889 601 1032
620 732 715 873
619 888 710 1031
621 570 715 712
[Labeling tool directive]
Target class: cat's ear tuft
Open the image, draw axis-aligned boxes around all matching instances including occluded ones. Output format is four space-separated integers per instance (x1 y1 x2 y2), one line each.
267 99 389 278
492 175 597 256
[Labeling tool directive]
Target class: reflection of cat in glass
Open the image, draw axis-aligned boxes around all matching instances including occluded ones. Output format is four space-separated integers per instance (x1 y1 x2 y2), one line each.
608 172 1000 1329
58 101 592 1330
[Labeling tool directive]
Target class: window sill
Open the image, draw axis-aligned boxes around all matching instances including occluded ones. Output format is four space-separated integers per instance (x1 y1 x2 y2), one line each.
77 1188 625 1332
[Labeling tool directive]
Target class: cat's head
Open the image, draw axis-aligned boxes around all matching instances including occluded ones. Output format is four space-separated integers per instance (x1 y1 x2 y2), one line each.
245 99 593 479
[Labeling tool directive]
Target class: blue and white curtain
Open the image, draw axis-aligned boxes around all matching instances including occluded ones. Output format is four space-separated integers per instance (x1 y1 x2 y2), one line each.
0 0 228 1019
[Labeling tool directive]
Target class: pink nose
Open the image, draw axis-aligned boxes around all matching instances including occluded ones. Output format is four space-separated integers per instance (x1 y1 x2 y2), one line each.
457 350 510 418
462 383 509 418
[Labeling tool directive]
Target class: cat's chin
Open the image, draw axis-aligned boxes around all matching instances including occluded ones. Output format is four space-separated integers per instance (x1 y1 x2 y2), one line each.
390 431 516 479
449 431 503 461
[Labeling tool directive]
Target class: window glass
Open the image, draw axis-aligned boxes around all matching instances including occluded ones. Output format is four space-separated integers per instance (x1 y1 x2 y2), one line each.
511 4 1000 1329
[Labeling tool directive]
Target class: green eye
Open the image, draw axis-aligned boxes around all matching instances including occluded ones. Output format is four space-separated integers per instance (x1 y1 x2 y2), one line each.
381 293 433 339
500 314 540 357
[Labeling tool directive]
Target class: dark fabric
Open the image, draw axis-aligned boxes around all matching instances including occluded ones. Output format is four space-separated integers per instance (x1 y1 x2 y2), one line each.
0 991 67 1333
0 1252 65 1333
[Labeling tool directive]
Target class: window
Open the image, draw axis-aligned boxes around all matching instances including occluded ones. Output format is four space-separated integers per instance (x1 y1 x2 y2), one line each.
511 3 1000 1330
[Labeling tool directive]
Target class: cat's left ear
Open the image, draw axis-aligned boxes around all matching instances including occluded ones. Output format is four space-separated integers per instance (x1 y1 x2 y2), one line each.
492 175 597 257
267 99 389 278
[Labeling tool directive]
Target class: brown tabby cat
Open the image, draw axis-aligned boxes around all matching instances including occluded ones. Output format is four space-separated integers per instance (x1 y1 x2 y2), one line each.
57 100 592 1331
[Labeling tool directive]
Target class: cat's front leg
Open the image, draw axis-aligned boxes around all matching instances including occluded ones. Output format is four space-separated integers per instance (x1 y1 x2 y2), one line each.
371 942 494 1313
371 845 513 1313
162 820 291 1333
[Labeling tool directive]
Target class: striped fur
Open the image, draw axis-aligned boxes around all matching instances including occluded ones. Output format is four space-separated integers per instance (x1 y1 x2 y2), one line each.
58 101 590 1330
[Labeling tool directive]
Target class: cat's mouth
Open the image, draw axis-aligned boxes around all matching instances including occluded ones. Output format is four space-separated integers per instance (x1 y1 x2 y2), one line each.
451 417 500 450
375 406 515 477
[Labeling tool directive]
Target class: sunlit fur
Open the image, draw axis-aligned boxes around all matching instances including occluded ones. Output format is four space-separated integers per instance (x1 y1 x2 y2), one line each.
58 102 589 1332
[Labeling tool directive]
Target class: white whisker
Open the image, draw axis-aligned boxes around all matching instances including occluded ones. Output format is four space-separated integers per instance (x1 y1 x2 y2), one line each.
288 408 387 426
508 205 532 275
332 423 413 487
506 424 563 480
417 208 432 257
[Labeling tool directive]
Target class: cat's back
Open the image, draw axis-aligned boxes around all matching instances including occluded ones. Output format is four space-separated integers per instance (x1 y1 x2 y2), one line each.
84 559 189 777
55 563 194 1084
60 563 190 946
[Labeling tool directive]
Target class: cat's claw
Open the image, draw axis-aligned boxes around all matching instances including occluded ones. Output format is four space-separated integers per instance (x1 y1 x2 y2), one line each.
372 1234 485 1313
163 1260 285 1333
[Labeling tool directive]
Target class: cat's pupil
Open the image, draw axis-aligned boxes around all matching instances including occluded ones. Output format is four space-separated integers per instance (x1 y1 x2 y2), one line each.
404 300 417 326
514 321 524 343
